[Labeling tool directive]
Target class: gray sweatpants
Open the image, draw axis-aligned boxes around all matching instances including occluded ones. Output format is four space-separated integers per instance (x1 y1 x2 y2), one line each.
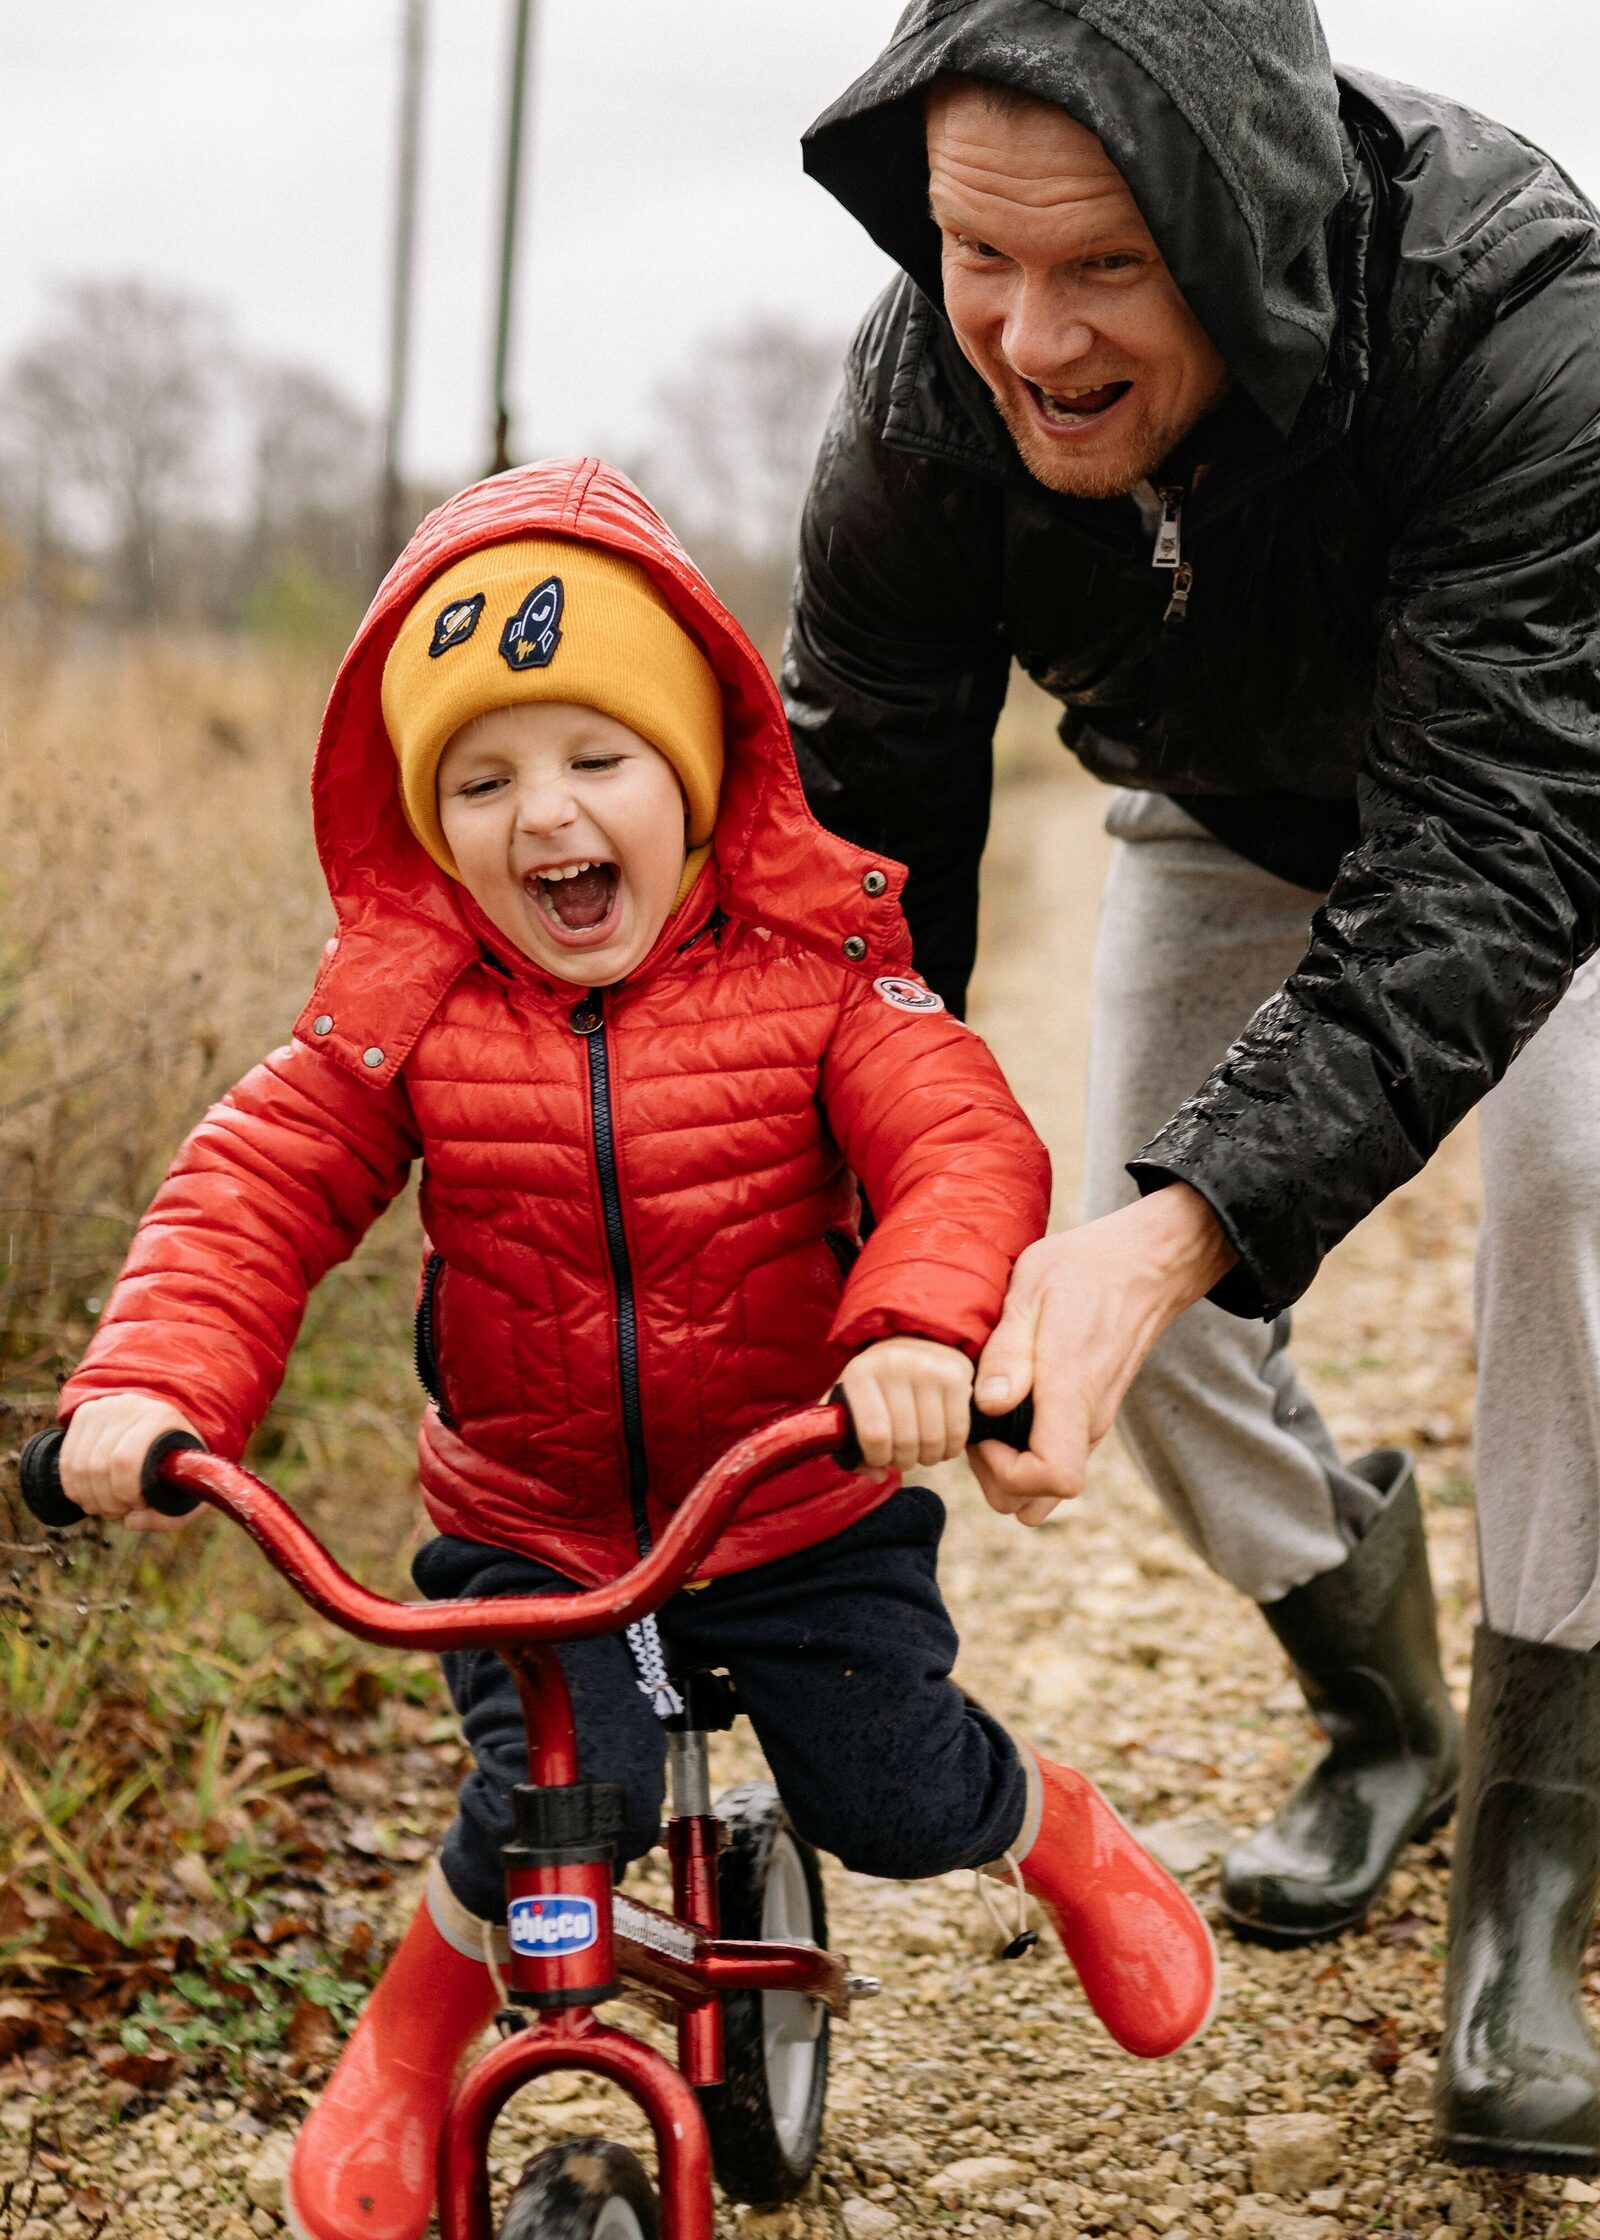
1084 791 1600 1650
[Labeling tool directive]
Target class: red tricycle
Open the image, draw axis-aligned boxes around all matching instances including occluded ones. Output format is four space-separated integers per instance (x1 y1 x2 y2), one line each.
19 1396 1031 2240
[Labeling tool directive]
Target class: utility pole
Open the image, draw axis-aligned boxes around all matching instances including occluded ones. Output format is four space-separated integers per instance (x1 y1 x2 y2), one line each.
489 0 537 475
380 0 428 564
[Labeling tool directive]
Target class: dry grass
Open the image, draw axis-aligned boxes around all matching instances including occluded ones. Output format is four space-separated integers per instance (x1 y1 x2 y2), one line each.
0 636 437 2015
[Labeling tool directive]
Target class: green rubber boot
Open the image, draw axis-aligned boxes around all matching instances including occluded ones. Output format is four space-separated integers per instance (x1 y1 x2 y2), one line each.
1220 1451 1460 1945
1434 1625 1600 2172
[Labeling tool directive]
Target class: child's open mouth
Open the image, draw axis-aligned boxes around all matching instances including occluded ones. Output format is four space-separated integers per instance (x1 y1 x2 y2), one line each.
1025 377 1132 433
525 859 621 943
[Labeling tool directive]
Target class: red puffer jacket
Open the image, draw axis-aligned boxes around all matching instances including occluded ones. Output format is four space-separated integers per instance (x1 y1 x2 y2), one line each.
60 461 1050 1584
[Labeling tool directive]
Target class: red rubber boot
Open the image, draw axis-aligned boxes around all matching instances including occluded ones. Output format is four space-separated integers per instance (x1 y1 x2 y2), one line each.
284 1894 499 2240
1020 1754 1219 2058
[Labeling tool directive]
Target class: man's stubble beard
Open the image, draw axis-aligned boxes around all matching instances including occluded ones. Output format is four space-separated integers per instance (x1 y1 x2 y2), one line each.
993 384 1179 501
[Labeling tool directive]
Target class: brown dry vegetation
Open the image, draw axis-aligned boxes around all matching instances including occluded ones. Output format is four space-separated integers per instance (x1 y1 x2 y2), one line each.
0 640 441 2088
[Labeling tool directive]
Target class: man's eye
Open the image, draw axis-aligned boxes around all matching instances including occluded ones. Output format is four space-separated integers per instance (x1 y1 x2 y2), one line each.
1093 253 1142 273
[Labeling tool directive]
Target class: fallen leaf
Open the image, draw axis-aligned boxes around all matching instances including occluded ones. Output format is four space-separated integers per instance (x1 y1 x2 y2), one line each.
171 1852 219 1904
284 1996 336 2065
0 1997 41 2061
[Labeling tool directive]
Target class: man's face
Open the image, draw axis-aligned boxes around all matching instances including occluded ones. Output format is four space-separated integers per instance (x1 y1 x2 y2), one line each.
926 84 1232 499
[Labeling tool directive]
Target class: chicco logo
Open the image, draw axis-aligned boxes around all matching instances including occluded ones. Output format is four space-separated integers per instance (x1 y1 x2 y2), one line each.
507 1894 599 1959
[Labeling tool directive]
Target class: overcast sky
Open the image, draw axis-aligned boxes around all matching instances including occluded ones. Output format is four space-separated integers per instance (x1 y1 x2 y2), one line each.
3 2 1595 488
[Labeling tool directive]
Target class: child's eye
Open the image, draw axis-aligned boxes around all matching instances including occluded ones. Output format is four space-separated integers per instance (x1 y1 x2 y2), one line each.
572 755 624 774
459 776 507 798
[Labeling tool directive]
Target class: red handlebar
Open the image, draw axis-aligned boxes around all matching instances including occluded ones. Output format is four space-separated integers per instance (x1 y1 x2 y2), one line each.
154 1406 850 1652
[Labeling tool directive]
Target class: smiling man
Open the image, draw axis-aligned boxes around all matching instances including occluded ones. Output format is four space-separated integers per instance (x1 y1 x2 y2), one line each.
786 0 1600 2175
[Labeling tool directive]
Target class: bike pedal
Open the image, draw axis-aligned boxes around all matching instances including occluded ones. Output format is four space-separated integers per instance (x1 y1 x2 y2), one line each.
495 2007 531 2038
997 1929 1040 1962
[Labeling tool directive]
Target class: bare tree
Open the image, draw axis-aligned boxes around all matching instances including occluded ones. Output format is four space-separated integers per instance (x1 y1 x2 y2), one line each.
640 315 845 653
6 279 226 621
243 360 380 592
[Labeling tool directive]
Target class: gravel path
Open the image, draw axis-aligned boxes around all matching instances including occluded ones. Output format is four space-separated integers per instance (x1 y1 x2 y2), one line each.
5 765 1592 2240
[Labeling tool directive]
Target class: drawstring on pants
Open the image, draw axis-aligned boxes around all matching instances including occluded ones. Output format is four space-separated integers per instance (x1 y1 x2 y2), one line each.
625 1611 684 1720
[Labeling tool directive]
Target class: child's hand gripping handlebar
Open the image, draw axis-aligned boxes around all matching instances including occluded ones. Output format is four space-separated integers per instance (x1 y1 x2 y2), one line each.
15 1395 1034 1652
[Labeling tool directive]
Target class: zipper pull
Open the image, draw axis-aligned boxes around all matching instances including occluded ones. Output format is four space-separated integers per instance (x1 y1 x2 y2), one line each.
1163 562 1195 625
1152 486 1183 570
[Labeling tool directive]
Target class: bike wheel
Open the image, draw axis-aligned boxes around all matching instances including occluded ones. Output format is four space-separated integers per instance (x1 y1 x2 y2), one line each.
496 2137 658 2240
697 1780 830 2207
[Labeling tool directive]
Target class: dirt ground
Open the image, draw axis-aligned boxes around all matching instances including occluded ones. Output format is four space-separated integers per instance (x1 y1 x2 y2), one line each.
3 757 1590 2240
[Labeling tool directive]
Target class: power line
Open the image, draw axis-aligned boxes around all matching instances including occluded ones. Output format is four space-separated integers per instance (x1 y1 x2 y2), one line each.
489 0 537 476
379 0 427 564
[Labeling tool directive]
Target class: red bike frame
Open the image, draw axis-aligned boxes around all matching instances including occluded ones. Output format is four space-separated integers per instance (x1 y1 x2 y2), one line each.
153 1404 861 2240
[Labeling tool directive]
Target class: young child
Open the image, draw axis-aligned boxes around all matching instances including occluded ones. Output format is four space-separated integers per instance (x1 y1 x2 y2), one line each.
57 461 1215 2240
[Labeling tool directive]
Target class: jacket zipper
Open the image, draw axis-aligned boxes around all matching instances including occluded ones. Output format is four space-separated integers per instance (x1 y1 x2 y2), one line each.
1151 485 1194 625
414 1248 452 1423
571 990 651 1553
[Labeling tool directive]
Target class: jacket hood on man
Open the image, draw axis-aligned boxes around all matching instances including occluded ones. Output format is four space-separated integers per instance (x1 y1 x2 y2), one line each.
803 0 1349 435
293 457 911 1089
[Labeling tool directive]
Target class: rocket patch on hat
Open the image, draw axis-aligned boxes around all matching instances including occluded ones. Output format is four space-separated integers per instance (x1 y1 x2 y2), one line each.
428 593 485 658
500 575 565 671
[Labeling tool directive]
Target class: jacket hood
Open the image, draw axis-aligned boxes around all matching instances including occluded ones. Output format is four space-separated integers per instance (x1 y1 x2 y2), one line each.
294 458 911 1089
803 0 1349 436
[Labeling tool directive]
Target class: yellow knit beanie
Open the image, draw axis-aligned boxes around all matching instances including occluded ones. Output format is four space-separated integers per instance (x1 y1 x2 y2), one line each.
380 538 725 880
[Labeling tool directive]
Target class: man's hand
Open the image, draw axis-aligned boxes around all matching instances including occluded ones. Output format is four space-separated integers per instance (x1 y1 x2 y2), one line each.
59 1394 204 1533
970 1184 1238 1526
839 1335 976 1478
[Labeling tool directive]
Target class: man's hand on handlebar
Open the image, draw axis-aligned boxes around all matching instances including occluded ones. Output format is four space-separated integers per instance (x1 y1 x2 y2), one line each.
837 1336 975 1480
969 1185 1239 1528
59 1394 205 1533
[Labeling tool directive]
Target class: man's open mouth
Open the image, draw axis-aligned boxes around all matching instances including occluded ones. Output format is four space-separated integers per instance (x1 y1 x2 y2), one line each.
525 859 621 938
1026 378 1132 429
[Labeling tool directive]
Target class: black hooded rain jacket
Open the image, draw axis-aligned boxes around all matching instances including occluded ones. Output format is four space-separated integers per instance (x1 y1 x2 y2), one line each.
784 0 1600 1320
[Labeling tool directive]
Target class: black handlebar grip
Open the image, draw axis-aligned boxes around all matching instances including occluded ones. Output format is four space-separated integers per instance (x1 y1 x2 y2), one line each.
831 1388 1035 1468
139 1430 207 1516
17 1428 83 1528
16 1424 206 1528
968 1395 1035 1452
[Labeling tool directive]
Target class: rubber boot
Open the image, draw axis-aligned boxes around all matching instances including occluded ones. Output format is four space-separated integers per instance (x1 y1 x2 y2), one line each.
1434 1625 1600 2172
1018 1753 1219 2058
285 1875 500 2240
1219 1450 1460 1944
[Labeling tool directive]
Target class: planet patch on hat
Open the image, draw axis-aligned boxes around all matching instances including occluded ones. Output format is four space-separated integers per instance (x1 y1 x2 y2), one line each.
428 593 485 658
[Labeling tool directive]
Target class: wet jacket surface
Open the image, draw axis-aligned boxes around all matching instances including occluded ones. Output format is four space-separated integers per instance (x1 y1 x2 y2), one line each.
786 0 1600 1318
61 461 1050 1584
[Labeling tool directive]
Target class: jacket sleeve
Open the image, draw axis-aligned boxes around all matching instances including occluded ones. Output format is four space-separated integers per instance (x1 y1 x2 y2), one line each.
1133 220 1600 1317
58 1038 420 1455
820 976 1051 1358
781 292 1012 1015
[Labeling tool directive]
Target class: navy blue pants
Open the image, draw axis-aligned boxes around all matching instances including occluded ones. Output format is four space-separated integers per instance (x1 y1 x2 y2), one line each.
412 1486 1027 1923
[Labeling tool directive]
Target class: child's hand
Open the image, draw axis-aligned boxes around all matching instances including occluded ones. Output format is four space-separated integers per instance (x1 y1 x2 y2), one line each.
839 1337 975 1478
59 1394 203 1534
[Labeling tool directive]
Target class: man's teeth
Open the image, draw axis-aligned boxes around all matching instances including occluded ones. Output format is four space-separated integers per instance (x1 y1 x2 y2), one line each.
1036 383 1122 417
